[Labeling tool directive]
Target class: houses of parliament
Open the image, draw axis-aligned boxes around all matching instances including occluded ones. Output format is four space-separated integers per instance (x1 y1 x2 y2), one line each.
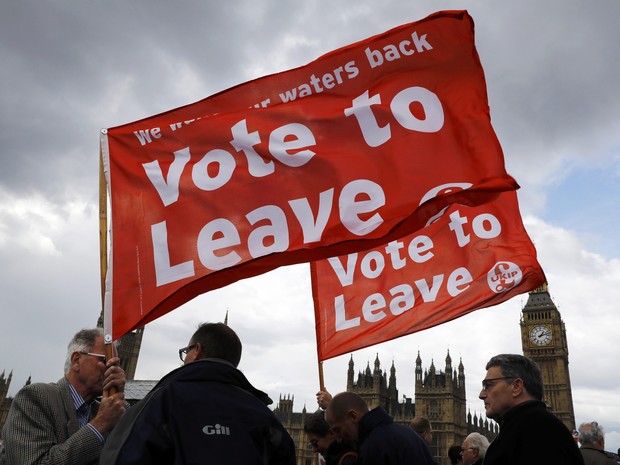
1 285 577 465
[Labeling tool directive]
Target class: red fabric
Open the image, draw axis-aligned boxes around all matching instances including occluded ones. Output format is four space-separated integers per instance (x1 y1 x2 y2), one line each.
102 10 519 339
311 191 545 361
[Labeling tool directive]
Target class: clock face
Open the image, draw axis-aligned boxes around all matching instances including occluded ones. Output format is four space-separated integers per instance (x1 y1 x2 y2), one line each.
529 325 552 346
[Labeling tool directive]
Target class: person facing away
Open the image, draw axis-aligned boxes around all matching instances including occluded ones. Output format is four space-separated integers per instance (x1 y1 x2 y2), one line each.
460 432 489 465
409 417 433 447
100 322 296 465
578 421 618 465
325 391 436 465
0 328 127 465
304 410 357 465
479 353 584 465
447 444 463 465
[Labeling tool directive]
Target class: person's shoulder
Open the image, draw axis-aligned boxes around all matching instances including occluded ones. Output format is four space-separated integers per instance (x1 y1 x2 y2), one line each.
603 451 620 464
516 401 566 426
581 447 619 464
525 410 575 443
15 379 62 398
370 420 424 446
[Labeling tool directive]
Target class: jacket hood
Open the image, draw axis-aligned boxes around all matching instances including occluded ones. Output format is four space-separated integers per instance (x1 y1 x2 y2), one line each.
358 407 393 443
154 358 273 405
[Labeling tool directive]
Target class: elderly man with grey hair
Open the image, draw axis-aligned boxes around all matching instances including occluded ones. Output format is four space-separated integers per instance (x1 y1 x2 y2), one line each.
578 421 618 465
461 432 489 465
0 328 127 465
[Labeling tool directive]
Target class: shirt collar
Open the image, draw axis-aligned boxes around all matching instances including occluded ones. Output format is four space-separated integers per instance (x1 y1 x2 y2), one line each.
67 378 91 411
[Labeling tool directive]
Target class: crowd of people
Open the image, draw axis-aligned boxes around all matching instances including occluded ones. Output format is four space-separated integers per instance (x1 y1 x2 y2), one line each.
0 324 618 465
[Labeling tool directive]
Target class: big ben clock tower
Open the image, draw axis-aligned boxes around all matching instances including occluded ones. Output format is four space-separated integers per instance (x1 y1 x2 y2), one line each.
520 283 576 431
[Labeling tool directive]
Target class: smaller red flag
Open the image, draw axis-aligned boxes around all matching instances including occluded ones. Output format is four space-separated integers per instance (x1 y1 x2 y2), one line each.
311 191 545 361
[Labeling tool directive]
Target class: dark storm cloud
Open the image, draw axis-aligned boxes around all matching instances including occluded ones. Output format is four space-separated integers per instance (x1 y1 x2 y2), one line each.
0 1 286 197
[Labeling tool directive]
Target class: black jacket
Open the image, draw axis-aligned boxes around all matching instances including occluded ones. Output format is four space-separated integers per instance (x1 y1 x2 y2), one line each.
357 407 436 465
484 400 584 465
100 359 296 465
324 441 358 465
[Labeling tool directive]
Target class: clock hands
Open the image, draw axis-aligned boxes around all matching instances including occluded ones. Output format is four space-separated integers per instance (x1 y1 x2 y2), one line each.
531 326 551 345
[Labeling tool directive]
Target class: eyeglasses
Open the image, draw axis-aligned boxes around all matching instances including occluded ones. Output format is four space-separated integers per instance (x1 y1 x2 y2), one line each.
461 447 477 452
80 352 107 364
481 377 514 390
307 439 319 449
178 343 197 362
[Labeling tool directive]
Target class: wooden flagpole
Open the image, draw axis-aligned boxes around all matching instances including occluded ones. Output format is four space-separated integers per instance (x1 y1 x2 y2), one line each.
318 360 325 391
99 143 108 312
99 138 117 378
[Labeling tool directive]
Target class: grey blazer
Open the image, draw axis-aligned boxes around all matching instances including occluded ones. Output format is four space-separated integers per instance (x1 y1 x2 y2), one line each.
0 377 103 465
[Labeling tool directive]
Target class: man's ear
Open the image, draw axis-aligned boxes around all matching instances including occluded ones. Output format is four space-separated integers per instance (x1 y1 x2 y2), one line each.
347 409 360 423
70 351 81 370
511 378 525 398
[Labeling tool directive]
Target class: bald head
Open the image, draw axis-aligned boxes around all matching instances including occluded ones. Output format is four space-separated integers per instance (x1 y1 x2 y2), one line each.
328 392 369 419
325 392 369 446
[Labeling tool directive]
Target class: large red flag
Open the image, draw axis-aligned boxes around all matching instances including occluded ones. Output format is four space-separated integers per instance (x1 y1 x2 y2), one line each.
102 10 517 340
311 191 545 361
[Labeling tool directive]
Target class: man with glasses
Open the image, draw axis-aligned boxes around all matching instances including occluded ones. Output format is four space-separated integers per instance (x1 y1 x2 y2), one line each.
101 322 296 465
460 432 488 465
0 328 127 465
479 354 583 465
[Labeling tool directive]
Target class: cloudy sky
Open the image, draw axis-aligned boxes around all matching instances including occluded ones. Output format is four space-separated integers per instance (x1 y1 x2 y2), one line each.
2 0 620 452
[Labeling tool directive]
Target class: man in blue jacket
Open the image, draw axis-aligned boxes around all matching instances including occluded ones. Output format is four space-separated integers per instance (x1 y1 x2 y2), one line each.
100 322 296 465
325 391 436 465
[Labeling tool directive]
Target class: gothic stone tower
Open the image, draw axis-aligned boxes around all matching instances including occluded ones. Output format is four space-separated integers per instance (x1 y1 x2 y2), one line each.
520 283 576 430
414 350 468 460
0 370 11 405
273 395 312 465
346 354 400 413
115 326 145 380
346 351 494 465
0 370 13 430
97 312 144 380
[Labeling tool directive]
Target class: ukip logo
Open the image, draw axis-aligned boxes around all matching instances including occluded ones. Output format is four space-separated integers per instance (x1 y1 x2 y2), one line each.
487 262 522 294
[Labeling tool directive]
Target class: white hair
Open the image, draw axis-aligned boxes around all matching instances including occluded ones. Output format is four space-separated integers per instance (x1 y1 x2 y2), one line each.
464 432 490 459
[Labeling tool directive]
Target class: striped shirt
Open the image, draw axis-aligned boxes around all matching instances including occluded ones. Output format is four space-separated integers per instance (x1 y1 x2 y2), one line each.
68 381 105 444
